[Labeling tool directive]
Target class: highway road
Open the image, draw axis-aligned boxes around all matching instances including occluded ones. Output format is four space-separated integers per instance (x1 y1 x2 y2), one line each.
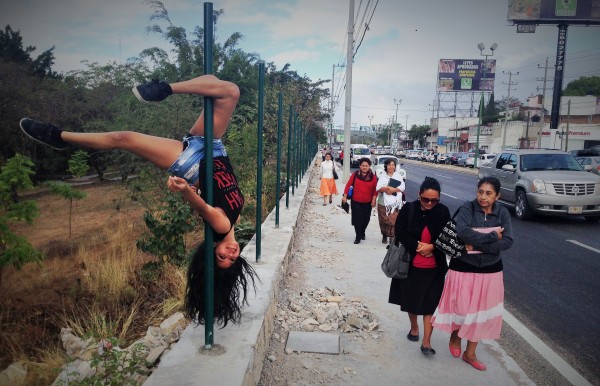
394 160 600 385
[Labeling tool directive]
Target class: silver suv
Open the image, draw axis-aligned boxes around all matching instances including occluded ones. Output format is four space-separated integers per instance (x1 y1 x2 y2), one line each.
478 149 600 221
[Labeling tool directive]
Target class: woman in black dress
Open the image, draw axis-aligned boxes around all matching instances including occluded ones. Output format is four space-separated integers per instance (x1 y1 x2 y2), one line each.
388 177 450 355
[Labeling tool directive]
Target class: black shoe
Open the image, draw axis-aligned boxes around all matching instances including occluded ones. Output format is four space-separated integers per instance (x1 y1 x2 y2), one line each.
353 237 361 244
19 118 67 150
361 235 365 240
421 346 436 356
132 79 172 103
382 236 387 244
407 332 419 342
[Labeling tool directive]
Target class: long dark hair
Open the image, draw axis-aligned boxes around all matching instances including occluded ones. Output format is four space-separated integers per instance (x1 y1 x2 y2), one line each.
185 242 259 327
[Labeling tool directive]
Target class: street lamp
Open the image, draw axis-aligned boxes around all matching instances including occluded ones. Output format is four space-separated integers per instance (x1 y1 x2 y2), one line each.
474 42 498 168
393 99 402 149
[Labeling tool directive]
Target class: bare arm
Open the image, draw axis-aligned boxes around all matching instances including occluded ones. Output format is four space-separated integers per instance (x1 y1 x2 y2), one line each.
167 176 232 234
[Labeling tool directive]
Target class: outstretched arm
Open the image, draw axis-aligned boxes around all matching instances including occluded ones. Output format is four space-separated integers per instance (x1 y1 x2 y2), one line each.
167 176 232 234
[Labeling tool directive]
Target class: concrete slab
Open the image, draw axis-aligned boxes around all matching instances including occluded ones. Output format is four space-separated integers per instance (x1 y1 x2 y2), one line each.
286 331 340 354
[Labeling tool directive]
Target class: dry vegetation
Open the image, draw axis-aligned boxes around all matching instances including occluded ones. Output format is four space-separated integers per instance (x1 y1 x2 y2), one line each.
0 181 188 385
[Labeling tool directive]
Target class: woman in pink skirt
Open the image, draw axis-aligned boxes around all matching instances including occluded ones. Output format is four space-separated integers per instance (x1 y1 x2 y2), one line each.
431 176 513 371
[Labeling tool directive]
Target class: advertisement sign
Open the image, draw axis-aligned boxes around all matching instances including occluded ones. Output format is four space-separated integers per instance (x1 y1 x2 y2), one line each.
437 59 497 92
508 0 600 24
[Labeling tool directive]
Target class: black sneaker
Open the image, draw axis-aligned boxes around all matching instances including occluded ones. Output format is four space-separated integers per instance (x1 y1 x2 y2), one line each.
132 79 172 103
19 118 67 150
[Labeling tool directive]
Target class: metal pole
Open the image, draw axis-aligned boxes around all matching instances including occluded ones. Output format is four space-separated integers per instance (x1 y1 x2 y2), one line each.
202 1 215 349
537 57 549 147
550 25 568 130
255 61 264 262
292 113 297 194
565 100 571 152
275 92 283 226
342 0 354 181
286 105 292 206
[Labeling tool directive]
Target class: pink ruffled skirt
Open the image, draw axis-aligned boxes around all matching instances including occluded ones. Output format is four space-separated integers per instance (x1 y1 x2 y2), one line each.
431 270 504 342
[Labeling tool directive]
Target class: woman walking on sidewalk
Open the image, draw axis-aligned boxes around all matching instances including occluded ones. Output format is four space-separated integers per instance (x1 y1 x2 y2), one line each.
375 158 405 244
319 152 338 205
431 176 513 371
388 177 450 356
341 158 377 244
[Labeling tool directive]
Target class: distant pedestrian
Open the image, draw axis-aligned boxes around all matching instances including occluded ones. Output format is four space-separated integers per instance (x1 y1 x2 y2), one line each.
431 176 514 371
341 158 377 244
319 152 338 205
375 158 405 244
322 147 327 161
388 177 450 356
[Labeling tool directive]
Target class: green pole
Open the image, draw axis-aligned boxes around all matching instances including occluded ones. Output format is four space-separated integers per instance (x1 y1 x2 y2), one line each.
286 105 292 207
295 120 300 187
275 92 283 226
256 62 264 262
292 113 297 194
202 1 215 349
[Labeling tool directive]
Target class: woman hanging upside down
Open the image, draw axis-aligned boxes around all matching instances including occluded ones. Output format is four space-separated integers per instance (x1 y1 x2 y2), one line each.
20 75 259 326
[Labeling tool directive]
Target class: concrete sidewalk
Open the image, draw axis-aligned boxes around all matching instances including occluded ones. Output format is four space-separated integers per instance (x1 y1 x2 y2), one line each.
145 157 534 385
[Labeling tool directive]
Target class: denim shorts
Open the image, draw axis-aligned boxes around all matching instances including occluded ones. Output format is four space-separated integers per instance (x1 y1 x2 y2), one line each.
167 135 227 185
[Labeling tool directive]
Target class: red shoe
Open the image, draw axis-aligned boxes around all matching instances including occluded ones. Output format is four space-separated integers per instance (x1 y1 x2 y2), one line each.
462 353 487 371
449 343 461 358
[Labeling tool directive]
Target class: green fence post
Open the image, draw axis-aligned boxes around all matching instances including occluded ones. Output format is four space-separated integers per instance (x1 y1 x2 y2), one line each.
202 1 215 349
275 92 283 226
256 61 264 262
286 105 292 207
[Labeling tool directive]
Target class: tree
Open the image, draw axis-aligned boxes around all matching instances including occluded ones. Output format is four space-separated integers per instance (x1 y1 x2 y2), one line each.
483 92 500 124
407 124 431 148
0 154 42 287
46 150 89 238
563 76 600 97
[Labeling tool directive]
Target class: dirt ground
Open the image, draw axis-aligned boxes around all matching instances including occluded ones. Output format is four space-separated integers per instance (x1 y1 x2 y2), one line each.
1 181 147 370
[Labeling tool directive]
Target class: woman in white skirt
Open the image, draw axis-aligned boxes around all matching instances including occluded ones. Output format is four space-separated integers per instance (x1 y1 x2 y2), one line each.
431 176 514 371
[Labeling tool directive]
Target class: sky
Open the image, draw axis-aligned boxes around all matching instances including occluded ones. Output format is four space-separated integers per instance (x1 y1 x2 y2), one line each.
2 0 600 131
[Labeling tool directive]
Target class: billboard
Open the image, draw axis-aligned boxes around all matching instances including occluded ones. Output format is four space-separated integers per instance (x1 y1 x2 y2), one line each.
508 0 600 24
437 59 496 92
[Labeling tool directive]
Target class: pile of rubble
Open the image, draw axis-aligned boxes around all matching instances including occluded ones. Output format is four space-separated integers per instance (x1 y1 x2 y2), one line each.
275 287 381 340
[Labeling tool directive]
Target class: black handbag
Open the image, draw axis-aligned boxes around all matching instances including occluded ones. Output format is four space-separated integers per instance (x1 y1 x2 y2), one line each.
381 203 415 279
434 202 474 258
332 167 339 180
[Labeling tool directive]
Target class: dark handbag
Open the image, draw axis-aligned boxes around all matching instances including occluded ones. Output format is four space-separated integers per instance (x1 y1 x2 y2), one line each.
381 203 415 279
434 202 474 258
381 241 411 279
332 167 339 180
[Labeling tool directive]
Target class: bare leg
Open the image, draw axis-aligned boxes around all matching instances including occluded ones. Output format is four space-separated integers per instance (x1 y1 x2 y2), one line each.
450 330 461 351
422 315 433 348
464 340 479 361
408 313 419 336
169 75 240 139
61 131 183 170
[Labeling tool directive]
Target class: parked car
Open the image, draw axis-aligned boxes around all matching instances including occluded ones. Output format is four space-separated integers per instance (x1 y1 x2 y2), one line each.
570 149 600 157
371 155 407 181
457 152 476 167
478 149 600 221
478 153 497 167
395 148 406 158
406 150 421 160
437 153 448 164
419 151 431 162
445 152 461 165
576 156 600 176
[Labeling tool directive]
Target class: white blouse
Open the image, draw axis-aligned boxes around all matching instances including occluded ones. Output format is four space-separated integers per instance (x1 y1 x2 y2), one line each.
320 160 335 179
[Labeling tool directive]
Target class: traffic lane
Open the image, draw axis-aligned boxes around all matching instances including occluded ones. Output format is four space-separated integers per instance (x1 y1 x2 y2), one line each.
402 162 600 383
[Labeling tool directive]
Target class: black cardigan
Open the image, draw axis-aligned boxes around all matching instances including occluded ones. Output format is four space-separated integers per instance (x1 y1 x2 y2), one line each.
394 200 451 276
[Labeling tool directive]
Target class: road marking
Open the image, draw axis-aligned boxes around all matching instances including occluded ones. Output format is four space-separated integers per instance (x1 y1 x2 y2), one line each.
441 192 458 199
433 173 452 179
566 239 600 254
504 311 593 386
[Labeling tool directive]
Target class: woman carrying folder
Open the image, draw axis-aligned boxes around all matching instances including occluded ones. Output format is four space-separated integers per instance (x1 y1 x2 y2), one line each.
376 158 405 244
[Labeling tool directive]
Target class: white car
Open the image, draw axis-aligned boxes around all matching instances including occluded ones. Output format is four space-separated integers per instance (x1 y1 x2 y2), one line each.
371 155 407 181
478 153 497 167
406 150 421 160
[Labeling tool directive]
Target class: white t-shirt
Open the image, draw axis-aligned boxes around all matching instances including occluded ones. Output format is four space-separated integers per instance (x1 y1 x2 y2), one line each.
320 159 335 179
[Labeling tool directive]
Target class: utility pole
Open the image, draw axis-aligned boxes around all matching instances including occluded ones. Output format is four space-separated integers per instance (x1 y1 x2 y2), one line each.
536 57 550 148
393 98 402 149
330 63 345 149
342 0 354 181
501 71 518 150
